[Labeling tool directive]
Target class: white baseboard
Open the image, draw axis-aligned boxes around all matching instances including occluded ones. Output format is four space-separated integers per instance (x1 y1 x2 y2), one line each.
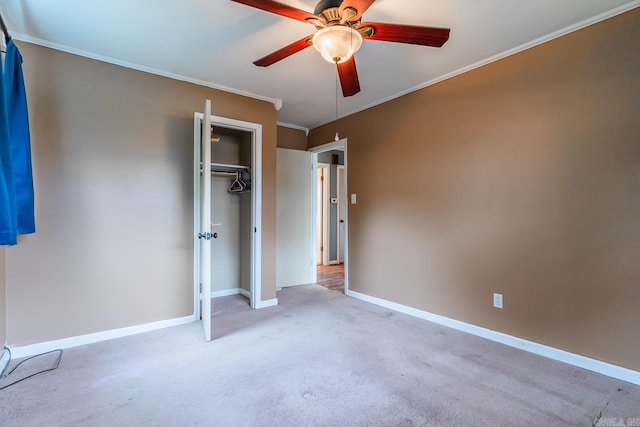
211 288 246 298
211 288 252 300
254 298 278 309
1 346 10 375
8 314 196 360
9 290 270 359
346 289 640 386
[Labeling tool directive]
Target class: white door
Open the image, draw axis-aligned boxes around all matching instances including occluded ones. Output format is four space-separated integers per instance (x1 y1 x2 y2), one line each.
199 100 213 341
337 165 346 264
316 168 323 264
276 148 314 288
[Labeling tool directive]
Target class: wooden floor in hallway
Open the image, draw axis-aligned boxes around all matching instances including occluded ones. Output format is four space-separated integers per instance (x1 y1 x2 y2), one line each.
317 264 344 292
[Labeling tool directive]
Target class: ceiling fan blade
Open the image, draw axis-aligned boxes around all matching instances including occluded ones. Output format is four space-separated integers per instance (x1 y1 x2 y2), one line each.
230 0 316 23
337 57 361 97
359 22 450 47
254 35 313 67
339 0 376 21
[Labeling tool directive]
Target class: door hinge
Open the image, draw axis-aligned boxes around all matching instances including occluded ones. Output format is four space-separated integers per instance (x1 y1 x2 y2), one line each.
198 232 212 240
320 246 323 251
320 176 324 182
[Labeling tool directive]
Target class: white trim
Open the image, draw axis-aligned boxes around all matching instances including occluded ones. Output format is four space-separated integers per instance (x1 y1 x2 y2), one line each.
343 142 348 293
311 155 318 284
193 113 263 312
309 139 347 153
8 315 195 360
193 113 202 320
308 139 349 293
277 121 310 136
336 164 346 264
309 1 640 129
317 163 330 266
251 123 263 309
11 32 283 111
10 1 638 129
254 298 279 309
1 347 10 375
210 288 251 299
346 290 640 386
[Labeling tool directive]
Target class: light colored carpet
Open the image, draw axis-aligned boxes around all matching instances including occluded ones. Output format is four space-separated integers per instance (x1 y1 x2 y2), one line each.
1 284 638 426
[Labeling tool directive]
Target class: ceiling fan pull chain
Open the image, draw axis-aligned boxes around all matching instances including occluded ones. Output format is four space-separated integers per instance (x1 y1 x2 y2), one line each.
335 63 340 141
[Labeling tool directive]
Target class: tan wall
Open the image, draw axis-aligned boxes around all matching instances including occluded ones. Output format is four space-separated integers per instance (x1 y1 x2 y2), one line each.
277 126 308 151
309 9 640 371
5 42 277 345
0 247 6 345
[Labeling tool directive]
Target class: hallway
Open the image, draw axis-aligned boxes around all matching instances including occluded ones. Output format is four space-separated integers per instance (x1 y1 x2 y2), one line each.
316 264 344 292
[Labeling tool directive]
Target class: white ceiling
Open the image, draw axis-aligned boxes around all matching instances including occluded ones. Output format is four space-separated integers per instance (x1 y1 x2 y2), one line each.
1 0 637 130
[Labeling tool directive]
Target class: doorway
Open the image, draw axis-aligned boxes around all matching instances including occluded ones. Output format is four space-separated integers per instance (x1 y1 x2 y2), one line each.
309 139 348 293
193 108 265 341
209 127 253 302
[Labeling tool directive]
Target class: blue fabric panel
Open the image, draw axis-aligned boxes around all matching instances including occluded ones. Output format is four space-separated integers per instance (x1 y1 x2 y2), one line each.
4 39 35 234
0 48 17 245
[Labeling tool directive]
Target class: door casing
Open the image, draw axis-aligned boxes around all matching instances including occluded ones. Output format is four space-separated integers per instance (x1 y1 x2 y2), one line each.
337 164 346 264
194 112 264 321
309 138 348 292
317 163 330 266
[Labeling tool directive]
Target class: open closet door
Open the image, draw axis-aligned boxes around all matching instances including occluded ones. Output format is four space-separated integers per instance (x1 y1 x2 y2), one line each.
200 100 213 341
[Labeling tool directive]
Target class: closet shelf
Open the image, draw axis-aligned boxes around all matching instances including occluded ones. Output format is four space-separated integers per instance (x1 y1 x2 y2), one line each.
200 162 250 173
211 162 250 172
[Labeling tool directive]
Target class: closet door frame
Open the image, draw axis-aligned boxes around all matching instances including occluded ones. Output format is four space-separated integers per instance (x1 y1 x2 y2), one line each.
194 112 264 318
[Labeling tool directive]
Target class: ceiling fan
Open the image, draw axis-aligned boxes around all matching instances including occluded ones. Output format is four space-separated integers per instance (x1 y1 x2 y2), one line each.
231 0 450 97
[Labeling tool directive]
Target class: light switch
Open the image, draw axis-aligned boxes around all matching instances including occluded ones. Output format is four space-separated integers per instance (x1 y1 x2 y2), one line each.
351 194 357 204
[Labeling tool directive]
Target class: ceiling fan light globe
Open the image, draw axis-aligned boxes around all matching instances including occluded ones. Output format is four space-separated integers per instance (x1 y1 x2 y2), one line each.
312 26 363 64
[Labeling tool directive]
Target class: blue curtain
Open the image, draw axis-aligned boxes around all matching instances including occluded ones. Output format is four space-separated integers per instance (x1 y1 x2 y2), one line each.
0 44 17 245
4 39 35 235
1 39 34 245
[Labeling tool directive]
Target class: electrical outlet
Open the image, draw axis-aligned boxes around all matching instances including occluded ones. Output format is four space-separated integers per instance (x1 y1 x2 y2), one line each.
493 293 503 309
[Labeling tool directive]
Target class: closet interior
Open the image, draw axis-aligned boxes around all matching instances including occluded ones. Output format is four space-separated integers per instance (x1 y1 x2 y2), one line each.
208 127 253 305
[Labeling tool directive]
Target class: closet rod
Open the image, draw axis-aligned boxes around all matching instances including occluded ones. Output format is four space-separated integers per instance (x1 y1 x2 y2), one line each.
211 162 249 171
211 171 238 176
0 12 11 42
199 162 249 171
